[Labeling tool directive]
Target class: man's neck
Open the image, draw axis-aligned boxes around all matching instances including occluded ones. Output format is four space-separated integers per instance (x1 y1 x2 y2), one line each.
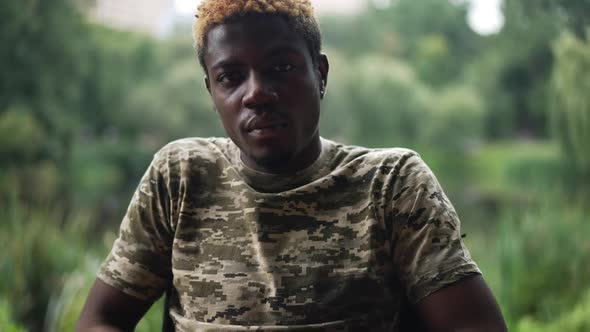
240 136 322 175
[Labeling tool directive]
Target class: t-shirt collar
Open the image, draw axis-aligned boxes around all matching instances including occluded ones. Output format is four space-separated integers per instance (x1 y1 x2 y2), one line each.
230 138 332 193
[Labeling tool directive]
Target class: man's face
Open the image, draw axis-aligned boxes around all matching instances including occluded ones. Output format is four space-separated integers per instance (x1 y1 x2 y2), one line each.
203 15 328 173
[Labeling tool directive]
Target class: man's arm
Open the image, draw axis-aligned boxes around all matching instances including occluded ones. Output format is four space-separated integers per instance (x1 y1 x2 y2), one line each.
75 278 154 332
416 275 508 332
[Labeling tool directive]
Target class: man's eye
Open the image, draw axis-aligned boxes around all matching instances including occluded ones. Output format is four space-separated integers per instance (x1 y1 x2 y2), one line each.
273 64 294 72
217 72 243 85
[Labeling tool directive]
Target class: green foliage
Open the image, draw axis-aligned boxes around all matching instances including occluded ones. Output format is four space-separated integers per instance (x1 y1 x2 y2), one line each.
466 0 566 139
463 166 589 331
45 261 165 332
135 300 167 332
505 0 590 38
322 0 481 85
0 199 96 331
495 200 590 326
0 0 88 155
317 50 357 143
44 259 100 332
321 53 485 151
0 105 46 162
350 54 430 148
0 0 224 224
124 37 222 141
470 141 561 201
461 144 587 329
0 298 26 332
415 34 453 86
551 31 590 176
0 198 166 331
515 288 590 332
422 85 484 150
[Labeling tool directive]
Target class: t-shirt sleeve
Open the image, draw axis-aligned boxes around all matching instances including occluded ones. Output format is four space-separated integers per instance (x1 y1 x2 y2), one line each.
97 153 173 302
390 153 481 304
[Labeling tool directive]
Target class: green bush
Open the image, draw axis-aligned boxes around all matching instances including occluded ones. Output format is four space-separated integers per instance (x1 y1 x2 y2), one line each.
470 141 560 203
495 200 590 326
0 105 46 163
0 298 26 332
516 288 590 332
0 199 96 331
0 198 166 331
551 30 590 176
422 85 485 151
46 259 165 332
350 54 431 148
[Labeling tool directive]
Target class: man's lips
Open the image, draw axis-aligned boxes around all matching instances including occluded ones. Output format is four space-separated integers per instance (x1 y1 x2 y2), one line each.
246 117 288 132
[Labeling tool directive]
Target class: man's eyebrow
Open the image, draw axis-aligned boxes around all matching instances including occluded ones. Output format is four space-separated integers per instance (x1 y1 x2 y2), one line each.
210 59 243 71
210 46 305 70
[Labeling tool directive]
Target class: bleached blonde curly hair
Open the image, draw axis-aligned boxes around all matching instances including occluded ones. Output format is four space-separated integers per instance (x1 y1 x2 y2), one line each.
193 0 322 71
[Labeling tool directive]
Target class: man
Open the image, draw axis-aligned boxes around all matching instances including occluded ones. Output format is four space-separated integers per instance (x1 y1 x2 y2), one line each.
76 0 508 331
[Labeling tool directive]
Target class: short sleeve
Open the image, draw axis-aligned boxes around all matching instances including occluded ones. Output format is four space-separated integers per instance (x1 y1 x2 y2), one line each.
97 153 173 302
390 153 481 304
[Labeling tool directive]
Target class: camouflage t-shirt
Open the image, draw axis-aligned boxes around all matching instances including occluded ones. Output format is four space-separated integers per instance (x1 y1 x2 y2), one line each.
98 137 481 331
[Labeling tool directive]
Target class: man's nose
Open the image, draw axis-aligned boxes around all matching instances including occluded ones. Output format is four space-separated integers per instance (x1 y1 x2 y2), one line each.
242 72 278 109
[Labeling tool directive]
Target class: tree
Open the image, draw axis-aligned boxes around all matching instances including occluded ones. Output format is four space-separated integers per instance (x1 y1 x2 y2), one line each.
551 31 590 176
468 0 590 139
321 0 482 86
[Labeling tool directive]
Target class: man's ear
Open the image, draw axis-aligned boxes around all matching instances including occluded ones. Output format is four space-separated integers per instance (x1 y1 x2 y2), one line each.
204 76 211 95
318 53 329 98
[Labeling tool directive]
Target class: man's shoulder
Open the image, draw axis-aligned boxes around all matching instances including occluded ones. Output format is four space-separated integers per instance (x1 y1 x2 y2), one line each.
156 137 228 154
327 139 420 169
150 137 231 172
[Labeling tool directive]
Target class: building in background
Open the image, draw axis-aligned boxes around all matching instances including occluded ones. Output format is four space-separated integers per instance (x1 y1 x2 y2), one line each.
87 0 176 37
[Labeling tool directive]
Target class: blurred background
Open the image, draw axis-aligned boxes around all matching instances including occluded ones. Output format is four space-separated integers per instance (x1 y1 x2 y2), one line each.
1 0 589 331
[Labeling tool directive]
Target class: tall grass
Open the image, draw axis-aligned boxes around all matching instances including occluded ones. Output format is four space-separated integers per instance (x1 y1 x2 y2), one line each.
46 262 165 332
0 197 96 331
462 141 590 330
0 196 164 331
500 199 590 325
516 288 590 332
0 298 26 332
469 196 590 330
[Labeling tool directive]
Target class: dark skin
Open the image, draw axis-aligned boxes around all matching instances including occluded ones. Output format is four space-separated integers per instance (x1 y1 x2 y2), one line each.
76 15 508 332
203 15 328 174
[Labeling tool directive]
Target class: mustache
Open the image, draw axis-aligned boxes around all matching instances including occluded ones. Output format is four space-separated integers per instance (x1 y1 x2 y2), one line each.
244 111 288 132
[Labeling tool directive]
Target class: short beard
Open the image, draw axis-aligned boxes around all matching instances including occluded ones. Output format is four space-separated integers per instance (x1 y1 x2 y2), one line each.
252 151 293 172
